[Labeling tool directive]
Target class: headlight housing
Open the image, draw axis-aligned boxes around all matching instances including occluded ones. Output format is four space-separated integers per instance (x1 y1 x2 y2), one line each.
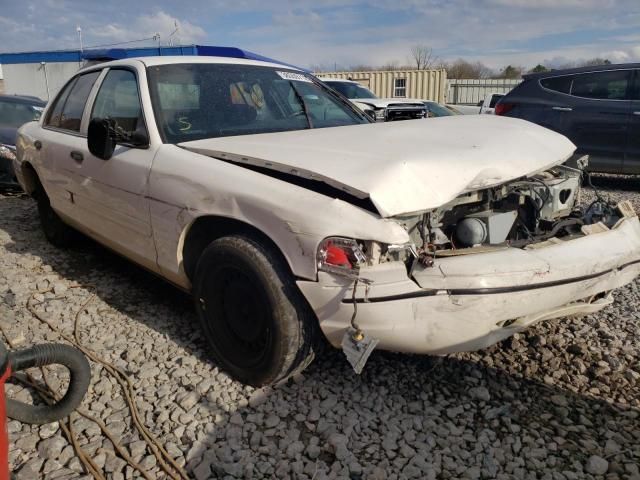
0 144 16 162
317 237 367 277
317 237 416 277
374 109 386 121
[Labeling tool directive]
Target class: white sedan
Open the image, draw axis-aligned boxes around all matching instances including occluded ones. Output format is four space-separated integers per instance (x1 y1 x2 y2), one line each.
14 55 640 386
319 78 427 121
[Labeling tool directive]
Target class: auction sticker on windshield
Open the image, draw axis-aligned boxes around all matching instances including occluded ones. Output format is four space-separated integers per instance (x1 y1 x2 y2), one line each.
276 71 312 83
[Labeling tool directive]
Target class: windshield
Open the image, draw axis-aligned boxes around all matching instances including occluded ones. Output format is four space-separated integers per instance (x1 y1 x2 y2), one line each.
0 100 44 129
147 64 369 143
326 81 377 99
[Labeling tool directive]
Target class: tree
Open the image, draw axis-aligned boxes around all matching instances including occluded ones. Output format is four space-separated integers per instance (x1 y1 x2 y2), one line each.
380 60 402 71
347 64 376 72
410 45 436 70
499 65 524 79
579 58 612 67
529 64 548 73
444 59 494 79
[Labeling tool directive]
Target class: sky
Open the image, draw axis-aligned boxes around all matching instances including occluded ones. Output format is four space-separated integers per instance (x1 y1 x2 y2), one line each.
1 0 640 71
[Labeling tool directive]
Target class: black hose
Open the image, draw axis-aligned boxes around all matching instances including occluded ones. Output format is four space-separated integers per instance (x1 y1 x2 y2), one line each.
6 344 91 424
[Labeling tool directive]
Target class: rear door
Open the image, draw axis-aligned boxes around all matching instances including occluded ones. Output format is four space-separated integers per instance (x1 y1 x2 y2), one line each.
38 70 102 217
625 69 640 173
499 76 570 132
562 69 632 173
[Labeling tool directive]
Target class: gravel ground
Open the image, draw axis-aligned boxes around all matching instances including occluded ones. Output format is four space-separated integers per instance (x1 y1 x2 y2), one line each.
0 175 639 480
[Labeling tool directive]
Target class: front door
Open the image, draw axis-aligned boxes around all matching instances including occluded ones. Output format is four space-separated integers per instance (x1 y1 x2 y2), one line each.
66 68 157 270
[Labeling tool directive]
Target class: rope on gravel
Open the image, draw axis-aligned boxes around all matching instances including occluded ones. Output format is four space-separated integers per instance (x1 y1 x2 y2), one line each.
21 287 190 480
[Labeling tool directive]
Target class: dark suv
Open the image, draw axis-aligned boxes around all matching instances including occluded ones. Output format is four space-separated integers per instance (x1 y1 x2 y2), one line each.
496 63 640 174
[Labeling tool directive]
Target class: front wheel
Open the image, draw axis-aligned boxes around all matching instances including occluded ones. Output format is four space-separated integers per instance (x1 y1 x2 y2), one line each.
193 235 318 386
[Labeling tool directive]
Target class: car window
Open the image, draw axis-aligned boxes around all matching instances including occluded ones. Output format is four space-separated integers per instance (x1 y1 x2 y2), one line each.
45 78 78 128
48 70 100 132
570 70 631 100
147 64 368 143
91 69 146 135
0 100 44 129
540 75 573 94
274 81 358 124
489 94 503 108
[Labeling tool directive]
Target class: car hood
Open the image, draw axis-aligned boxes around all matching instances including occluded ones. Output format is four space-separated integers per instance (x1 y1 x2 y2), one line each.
352 98 424 108
179 115 576 217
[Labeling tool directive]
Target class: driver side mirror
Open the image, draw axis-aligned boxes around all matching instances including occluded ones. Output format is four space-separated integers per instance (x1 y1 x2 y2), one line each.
88 117 150 160
88 118 116 160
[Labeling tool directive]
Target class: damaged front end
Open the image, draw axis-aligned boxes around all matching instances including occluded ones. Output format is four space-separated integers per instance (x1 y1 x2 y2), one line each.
397 161 604 264
303 159 640 373
317 160 604 280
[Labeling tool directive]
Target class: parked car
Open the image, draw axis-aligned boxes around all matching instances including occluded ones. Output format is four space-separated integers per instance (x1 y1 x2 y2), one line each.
447 93 505 115
14 55 640 386
496 63 640 174
445 103 481 115
0 94 45 186
445 105 464 115
319 78 426 121
423 100 460 117
478 92 505 114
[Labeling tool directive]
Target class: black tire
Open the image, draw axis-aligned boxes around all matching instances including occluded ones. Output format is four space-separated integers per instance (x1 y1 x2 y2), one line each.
193 235 318 386
35 189 76 248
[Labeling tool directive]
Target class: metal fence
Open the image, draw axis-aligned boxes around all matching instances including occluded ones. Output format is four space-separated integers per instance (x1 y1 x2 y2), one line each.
447 78 521 105
316 69 448 103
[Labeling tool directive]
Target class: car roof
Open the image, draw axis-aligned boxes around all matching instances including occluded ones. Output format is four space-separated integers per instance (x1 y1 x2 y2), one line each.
0 94 46 106
78 55 305 73
524 62 640 80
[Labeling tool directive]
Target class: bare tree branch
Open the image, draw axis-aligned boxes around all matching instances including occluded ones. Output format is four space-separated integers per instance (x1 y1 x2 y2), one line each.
410 45 436 70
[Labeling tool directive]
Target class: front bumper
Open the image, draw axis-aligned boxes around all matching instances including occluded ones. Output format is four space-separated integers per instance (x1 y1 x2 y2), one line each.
298 215 640 354
385 105 426 121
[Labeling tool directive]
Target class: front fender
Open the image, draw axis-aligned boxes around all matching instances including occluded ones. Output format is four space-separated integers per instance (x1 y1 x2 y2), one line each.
148 145 410 288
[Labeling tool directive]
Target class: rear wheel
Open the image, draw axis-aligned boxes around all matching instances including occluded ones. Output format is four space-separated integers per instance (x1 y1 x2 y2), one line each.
193 235 317 386
35 188 76 248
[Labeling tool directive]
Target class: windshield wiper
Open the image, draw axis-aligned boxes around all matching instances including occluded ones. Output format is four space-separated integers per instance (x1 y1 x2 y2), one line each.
289 81 314 129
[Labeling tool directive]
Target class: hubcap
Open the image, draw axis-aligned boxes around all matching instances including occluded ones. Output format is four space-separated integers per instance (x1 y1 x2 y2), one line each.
202 264 271 369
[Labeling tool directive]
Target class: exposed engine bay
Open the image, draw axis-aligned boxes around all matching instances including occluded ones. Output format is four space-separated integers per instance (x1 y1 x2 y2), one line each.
363 162 624 268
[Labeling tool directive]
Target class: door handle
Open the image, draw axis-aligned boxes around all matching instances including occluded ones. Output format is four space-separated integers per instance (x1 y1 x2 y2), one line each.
552 106 573 112
634 111 640 116
70 151 84 162
34 140 42 150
